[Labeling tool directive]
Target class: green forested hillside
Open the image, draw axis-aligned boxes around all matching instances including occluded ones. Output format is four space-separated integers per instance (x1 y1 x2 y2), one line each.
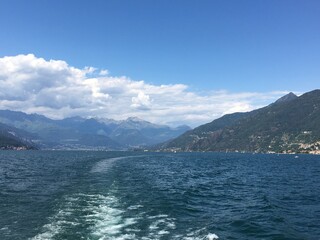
160 90 320 154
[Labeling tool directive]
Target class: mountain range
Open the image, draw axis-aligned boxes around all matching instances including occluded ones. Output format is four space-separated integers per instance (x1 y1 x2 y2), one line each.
1 89 320 153
159 89 320 154
0 110 190 150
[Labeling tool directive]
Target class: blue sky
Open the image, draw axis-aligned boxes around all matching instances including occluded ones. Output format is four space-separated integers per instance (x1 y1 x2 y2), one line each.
0 0 319 126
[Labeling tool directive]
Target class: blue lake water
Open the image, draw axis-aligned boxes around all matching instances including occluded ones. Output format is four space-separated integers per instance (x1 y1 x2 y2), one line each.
0 151 319 239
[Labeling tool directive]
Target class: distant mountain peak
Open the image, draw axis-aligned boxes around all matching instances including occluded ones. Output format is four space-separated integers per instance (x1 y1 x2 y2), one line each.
274 92 298 104
95 117 120 125
126 117 146 122
174 125 192 131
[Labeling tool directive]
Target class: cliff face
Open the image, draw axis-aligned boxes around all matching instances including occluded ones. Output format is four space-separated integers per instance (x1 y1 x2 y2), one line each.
160 90 320 154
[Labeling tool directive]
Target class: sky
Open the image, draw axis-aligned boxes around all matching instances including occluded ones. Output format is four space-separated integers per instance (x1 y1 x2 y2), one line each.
0 0 319 127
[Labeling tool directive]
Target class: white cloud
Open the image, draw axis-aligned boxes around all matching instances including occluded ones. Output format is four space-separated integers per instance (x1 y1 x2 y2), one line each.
99 69 109 76
0 54 292 127
131 92 152 110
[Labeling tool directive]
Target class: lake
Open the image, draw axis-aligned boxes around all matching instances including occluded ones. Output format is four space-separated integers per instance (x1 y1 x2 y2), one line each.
0 151 319 239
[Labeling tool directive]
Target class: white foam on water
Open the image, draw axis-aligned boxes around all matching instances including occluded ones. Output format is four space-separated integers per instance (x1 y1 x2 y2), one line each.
172 228 219 240
30 154 219 240
90 157 129 173
158 230 170 235
30 196 81 240
30 192 140 240
87 194 138 239
207 233 219 239
127 204 143 210
141 214 176 240
78 189 179 239
0 226 11 237
91 155 144 173
31 193 218 240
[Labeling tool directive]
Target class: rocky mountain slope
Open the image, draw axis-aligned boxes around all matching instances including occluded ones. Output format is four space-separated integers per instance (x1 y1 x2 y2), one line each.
0 122 36 150
159 90 320 154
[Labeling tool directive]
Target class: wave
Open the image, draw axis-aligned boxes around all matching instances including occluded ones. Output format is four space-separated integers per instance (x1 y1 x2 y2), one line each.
30 191 217 240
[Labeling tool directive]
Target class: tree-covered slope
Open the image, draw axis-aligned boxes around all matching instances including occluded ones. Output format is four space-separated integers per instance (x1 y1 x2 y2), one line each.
160 90 320 154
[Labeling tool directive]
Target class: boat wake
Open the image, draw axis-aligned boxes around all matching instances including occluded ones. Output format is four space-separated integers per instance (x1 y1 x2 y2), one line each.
30 190 217 240
31 155 218 239
90 156 130 173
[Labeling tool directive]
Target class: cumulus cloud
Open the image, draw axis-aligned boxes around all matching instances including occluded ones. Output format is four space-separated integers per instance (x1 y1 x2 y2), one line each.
131 92 152 110
99 69 109 76
0 54 291 127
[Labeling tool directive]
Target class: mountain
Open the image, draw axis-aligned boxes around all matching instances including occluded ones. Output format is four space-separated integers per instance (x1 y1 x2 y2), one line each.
58 116 191 147
0 110 190 149
108 117 191 146
274 92 298 104
0 122 36 150
159 90 320 154
0 110 95 149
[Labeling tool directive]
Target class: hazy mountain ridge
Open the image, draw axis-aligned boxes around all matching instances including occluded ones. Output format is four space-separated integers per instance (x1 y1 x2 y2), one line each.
0 110 190 150
0 122 37 149
159 90 320 154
